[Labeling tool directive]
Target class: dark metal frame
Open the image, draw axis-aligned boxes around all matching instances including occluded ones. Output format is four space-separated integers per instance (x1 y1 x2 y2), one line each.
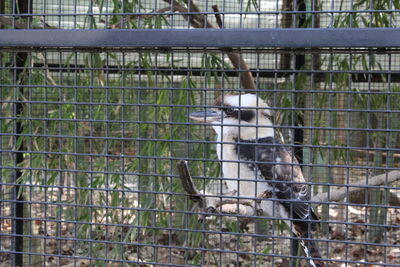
1 28 400 48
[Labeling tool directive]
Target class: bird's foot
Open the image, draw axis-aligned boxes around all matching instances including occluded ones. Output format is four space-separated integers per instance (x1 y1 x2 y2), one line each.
198 206 216 223
206 206 216 213
255 190 273 214
256 208 264 216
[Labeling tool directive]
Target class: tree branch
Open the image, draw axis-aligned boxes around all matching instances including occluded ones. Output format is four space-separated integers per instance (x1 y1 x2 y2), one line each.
210 5 256 90
177 160 285 222
176 160 206 209
163 0 257 90
178 160 400 221
211 5 223 28
0 16 57 29
311 170 400 208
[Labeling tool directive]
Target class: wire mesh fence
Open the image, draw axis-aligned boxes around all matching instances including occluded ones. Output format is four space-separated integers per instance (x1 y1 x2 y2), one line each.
1 0 400 266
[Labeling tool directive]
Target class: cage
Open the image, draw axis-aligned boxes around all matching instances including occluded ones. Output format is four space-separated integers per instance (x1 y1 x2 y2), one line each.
1 0 400 266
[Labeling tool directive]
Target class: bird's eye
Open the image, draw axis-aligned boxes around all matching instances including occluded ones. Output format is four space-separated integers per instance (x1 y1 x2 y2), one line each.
225 108 236 115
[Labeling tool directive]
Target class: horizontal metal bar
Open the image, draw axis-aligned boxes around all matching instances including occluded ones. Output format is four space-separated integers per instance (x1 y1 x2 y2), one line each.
12 63 400 82
2 183 399 209
2 46 400 54
1 211 399 233
0 241 369 267
2 155 399 172
1 116 400 133
2 100 400 114
3 132 400 150
0 28 400 48
6 9 400 17
1 181 398 207
2 83 400 94
1 221 398 248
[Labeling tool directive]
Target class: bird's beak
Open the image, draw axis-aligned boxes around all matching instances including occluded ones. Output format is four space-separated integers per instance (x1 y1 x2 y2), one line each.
189 110 221 122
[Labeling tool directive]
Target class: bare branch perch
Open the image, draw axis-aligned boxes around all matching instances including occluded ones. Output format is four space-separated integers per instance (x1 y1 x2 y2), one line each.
177 160 258 217
176 160 206 209
311 170 400 208
177 160 286 221
178 159 400 221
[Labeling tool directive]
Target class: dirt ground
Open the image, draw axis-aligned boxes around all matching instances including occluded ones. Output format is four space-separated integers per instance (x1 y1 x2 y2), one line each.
1 188 399 267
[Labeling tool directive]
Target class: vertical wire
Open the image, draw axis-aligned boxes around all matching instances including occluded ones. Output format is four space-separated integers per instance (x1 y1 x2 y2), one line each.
104 50 110 263
326 49 334 262
56 49 63 267
238 0 243 29
184 49 190 266
73 49 79 267
152 50 158 263
136 50 142 265
43 49 49 266
27 43 33 267
344 50 354 265
310 42 318 259
0 0 4 253
382 49 392 265
219 72 224 266
271 35 279 267
73 0 77 29
88 51 94 265
236 80 242 267
11 0 16 29
120 49 126 265
205 48 211 267
57 0 61 28
167 49 173 265
369 0 373 27
56 49 62 266
253 41 261 267
121 0 125 29
363 49 372 264
218 51 224 267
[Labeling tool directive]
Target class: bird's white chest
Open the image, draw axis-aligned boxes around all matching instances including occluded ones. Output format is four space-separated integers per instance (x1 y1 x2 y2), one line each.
216 141 271 197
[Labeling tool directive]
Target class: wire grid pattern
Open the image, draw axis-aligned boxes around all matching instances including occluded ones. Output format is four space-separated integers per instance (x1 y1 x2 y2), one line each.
1 0 400 266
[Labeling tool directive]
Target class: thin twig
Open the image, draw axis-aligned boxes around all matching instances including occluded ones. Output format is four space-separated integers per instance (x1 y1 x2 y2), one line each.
0 16 57 29
110 7 173 29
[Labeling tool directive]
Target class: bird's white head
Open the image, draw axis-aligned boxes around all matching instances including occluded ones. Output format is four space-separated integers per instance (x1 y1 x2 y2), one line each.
190 94 274 140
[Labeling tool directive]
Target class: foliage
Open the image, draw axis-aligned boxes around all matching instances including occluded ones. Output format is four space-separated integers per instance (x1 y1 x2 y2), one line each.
2 0 399 265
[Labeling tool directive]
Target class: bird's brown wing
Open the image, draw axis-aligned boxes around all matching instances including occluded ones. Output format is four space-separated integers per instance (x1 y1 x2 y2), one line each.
236 137 315 222
235 137 324 266
259 145 313 221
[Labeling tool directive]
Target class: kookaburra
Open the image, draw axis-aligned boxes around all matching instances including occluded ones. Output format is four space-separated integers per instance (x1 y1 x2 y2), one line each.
190 93 325 267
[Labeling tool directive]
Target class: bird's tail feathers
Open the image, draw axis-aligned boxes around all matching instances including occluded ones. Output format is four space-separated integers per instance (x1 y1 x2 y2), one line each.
296 230 326 267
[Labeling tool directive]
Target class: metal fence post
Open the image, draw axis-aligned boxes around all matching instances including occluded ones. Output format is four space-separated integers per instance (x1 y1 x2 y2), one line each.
12 0 32 266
